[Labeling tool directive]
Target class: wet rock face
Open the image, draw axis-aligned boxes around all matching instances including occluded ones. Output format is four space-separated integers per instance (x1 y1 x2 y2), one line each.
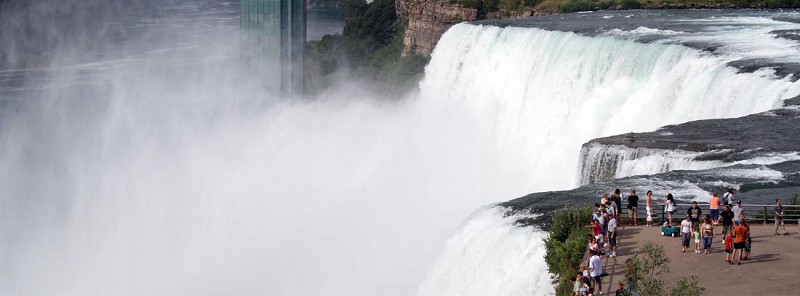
396 0 478 57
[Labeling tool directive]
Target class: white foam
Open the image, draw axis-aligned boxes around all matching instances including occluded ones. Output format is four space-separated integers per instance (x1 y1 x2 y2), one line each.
417 206 553 296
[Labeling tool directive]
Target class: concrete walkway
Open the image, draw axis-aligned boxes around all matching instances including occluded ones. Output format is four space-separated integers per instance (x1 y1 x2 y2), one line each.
596 223 800 296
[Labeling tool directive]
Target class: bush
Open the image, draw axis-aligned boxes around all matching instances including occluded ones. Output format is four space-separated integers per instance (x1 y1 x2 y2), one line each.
559 0 597 12
543 206 593 296
619 0 642 9
624 241 705 296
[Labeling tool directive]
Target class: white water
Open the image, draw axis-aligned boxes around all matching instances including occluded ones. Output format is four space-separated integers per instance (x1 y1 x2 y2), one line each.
422 24 800 192
578 143 800 184
416 206 552 296
3 8 800 296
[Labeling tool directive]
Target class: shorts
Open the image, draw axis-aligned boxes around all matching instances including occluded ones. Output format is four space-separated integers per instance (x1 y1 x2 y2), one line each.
610 238 617 246
725 248 732 254
734 242 745 249
694 239 700 244
593 276 602 284
646 207 652 216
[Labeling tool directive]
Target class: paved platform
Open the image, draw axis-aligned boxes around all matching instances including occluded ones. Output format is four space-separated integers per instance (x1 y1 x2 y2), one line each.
596 223 800 296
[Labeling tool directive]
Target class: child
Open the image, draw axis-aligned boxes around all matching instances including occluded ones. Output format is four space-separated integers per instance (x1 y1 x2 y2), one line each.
724 233 733 263
693 225 701 254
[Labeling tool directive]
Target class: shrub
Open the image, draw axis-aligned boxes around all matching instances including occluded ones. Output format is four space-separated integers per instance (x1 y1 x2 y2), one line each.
559 0 597 13
543 206 593 296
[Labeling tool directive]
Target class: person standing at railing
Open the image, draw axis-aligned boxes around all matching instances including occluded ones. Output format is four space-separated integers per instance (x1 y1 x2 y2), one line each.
612 189 623 217
724 188 735 207
733 200 744 226
665 194 677 226
775 199 786 235
718 205 734 242
645 190 654 227
628 190 639 226
709 192 720 225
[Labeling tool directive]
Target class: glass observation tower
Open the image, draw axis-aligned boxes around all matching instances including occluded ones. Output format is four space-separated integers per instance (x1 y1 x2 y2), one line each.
240 0 306 96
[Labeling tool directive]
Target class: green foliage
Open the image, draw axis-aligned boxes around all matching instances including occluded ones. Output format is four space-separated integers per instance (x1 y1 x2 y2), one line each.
619 0 642 8
671 275 705 296
543 206 593 296
306 0 429 95
624 241 704 296
559 0 596 13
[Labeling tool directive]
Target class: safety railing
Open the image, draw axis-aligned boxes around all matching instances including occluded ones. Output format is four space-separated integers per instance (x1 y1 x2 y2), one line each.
606 201 800 225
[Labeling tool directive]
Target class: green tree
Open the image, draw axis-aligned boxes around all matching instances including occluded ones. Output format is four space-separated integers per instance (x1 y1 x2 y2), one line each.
625 241 705 296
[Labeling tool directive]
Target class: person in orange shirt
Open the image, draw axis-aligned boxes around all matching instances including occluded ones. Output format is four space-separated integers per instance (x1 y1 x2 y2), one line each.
732 221 748 265
709 192 720 224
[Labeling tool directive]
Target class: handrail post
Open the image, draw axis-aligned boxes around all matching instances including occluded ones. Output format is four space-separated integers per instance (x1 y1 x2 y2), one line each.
764 206 768 225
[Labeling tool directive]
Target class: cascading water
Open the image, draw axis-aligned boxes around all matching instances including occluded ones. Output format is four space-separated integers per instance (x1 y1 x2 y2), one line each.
2 3 800 296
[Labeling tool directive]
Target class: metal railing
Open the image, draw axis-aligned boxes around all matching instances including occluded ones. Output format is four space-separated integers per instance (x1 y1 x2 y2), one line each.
608 201 800 225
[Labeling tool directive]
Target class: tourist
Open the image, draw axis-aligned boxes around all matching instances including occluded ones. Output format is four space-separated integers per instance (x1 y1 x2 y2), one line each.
645 190 653 226
608 213 618 257
615 282 625 296
723 188 735 207
718 205 734 241
628 190 639 225
581 264 592 292
601 193 610 206
733 200 744 226
665 194 676 226
701 214 715 254
588 235 600 254
681 214 692 252
724 233 733 263
612 189 623 215
693 224 701 253
572 273 582 296
589 250 603 294
605 201 616 219
775 199 786 235
592 220 603 247
709 192 720 224
593 204 604 221
687 201 703 228
732 219 747 265
743 219 751 261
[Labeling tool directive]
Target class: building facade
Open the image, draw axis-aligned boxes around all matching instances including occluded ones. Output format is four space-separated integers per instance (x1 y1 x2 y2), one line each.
240 0 306 96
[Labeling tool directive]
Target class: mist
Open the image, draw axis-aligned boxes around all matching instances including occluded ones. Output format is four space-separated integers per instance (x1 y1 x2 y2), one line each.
0 1 532 295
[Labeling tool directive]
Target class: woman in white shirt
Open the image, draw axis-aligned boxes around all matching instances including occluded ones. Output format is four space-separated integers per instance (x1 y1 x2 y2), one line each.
666 193 676 226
